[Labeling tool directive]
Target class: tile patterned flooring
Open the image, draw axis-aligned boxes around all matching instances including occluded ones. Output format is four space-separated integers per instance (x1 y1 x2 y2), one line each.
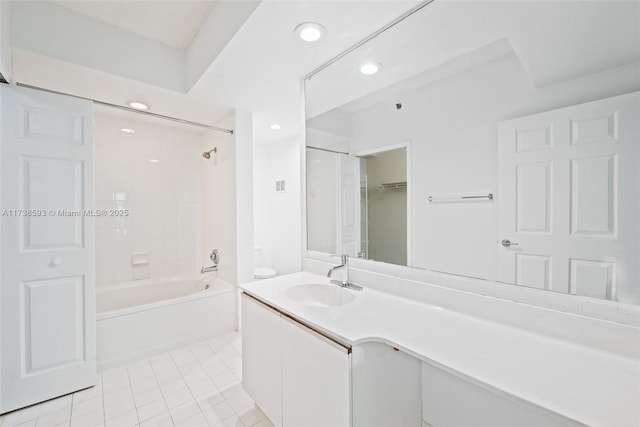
0 332 274 427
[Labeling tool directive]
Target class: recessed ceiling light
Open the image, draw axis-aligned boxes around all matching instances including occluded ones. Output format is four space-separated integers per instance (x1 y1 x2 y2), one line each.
294 22 326 42
149 159 159 163
270 123 282 130
128 101 149 110
120 128 135 134
360 62 382 76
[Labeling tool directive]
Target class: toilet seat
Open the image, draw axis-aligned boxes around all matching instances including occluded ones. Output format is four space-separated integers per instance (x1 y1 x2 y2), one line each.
254 267 277 279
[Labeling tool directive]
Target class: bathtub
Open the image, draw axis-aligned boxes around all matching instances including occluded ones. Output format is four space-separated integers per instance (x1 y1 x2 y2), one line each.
96 274 237 370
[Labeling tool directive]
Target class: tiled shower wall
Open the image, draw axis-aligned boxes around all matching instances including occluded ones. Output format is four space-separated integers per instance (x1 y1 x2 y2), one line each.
94 112 206 287
201 112 238 286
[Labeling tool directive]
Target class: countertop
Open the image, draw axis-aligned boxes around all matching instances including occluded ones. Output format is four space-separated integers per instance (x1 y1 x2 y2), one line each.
240 272 640 427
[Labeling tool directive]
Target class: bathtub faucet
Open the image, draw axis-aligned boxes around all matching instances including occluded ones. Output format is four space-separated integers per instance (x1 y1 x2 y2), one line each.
201 249 219 274
201 265 218 274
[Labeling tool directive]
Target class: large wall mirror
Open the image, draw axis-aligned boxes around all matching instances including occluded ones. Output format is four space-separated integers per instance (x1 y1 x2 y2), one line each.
305 0 640 305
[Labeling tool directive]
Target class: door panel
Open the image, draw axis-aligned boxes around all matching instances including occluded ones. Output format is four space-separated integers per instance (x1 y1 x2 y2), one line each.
20 106 85 145
515 125 551 152
570 155 615 236
1 85 96 413
570 111 617 145
498 91 639 304
569 259 614 299
516 162 551 233
22 276 85 373
515 254 551 290
22 156 84 248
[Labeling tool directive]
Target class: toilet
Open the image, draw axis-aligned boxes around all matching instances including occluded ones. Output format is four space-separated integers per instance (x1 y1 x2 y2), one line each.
253 245 277 279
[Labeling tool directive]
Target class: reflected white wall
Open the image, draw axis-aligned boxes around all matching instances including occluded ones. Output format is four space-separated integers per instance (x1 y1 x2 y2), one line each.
349 55 640 280
305 149 338 254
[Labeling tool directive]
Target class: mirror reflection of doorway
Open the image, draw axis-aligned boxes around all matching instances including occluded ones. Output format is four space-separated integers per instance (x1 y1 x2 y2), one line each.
359 146 407 266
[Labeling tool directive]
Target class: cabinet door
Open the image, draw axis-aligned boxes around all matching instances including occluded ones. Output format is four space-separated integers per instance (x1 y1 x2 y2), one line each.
421 362 578 426
241 294 282 426
281 316 350 427
352 343 421 427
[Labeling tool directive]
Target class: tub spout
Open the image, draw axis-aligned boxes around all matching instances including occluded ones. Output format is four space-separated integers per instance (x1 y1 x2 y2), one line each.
201 265 218 274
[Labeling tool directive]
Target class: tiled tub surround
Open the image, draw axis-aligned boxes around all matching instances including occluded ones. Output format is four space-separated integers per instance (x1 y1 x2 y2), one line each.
94 113 204 285
241 271 640 426
0 332 274 427
94 113 214 287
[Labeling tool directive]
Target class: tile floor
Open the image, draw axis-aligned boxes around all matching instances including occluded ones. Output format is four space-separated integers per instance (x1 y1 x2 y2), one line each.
0 332 274 427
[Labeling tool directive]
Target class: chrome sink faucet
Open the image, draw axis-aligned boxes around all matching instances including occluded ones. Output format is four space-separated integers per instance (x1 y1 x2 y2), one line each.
327 254 362 291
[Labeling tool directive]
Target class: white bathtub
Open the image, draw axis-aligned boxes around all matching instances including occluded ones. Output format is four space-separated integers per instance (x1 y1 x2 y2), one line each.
96 274 237 370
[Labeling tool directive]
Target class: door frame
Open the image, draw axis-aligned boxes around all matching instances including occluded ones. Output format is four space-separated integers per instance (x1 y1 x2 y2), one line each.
354 140 412 265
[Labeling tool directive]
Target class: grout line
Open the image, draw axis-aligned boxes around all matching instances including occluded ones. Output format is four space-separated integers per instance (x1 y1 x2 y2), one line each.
126 367 140 427
100 378 106 427
3 333 248 427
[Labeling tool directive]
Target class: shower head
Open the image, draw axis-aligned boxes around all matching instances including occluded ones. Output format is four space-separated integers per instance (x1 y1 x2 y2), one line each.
202 147 217 159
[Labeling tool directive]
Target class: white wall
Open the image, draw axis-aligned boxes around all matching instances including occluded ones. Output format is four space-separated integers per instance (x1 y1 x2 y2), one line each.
185 0 260 89
253 143 269 261
94 113 205 286
234 110 255 284
0 0 11 82
253 138 302 276
349 55 640 281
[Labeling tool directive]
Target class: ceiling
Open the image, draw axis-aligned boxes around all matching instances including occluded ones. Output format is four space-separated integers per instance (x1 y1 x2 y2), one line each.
9 1 639 146
188 0 420 144
5 0 429 143
52 0 216 49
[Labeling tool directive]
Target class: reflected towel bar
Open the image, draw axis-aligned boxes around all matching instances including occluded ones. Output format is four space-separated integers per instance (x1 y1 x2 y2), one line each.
428 193 494 202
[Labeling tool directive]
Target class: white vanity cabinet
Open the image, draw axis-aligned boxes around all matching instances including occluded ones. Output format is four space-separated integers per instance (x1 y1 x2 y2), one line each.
281 315 350 426
241 292 283 425
421 362 579 427
241 293 351 427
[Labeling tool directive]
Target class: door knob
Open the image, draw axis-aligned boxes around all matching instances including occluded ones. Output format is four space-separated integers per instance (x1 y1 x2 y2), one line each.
501 239 519 247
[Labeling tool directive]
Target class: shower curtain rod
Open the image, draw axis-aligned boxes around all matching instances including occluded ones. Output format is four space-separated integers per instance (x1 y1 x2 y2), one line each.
15 82 234 135
305 145 349 155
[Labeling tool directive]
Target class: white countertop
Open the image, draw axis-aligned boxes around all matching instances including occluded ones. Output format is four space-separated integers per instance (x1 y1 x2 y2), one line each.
240 272 640 427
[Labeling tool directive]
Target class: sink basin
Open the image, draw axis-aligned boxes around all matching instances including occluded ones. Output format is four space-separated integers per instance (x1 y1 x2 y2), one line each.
285 284 355 308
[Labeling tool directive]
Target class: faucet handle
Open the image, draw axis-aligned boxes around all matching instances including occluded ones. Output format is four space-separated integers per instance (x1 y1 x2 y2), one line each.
210 249 219 265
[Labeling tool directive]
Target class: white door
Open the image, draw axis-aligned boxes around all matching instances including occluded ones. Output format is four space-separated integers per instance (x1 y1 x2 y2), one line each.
498 92 639 303
0 85 96 413
337 154 359 257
